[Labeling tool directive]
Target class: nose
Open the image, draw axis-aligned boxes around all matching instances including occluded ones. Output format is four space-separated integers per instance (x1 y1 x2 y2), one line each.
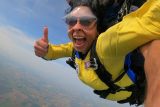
68 21 82 37
67 20 84 35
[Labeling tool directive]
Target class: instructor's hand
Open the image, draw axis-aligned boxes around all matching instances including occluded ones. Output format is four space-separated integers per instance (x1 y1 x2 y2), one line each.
34 27 49 57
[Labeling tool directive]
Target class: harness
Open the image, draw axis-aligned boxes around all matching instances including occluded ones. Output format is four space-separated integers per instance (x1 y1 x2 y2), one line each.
66 41 146 106
66 0 147 106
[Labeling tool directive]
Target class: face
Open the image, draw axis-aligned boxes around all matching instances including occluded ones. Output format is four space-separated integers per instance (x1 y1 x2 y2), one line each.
65 6 98 54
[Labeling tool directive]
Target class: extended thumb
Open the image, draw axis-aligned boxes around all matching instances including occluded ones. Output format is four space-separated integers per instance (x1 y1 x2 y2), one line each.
42 27 48 42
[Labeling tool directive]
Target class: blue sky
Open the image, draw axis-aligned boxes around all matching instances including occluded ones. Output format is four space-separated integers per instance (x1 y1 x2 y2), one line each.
0 0 74 87
0 0 70 44
0 0 142 107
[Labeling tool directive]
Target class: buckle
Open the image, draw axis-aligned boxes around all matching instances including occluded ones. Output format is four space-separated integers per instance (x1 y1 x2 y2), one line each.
85 58 98 70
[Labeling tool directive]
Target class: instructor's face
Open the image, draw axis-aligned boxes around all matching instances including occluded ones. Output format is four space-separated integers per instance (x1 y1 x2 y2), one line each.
66 6 98 54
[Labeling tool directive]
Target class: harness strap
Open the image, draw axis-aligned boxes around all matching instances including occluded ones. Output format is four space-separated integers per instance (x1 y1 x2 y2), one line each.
66 46 146 105
91 41 123 94
66 49 76 69
92 43 146 105
93 84 136 99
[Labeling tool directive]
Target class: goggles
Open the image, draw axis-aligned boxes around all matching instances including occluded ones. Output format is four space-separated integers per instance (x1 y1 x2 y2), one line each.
64 16 97 27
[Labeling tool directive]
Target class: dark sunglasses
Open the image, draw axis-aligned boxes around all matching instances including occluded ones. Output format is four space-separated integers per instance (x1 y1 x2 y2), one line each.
65 16 97 27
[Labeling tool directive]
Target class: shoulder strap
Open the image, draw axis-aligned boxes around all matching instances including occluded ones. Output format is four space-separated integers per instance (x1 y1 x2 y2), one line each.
66 49 76 69
91 41 124 94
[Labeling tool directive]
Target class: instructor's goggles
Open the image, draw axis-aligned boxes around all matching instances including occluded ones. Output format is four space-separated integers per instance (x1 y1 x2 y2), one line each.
65 16 97 27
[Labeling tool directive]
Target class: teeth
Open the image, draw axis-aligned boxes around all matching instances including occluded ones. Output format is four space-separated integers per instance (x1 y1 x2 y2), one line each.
74 37 84 39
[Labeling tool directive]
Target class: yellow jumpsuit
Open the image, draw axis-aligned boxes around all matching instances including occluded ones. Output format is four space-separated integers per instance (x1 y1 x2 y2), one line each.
44 0 160 101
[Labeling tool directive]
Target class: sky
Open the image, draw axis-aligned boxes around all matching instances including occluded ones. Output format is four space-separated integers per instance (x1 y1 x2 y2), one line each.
0 0 70 44
0 0 75 91
0 0 143 107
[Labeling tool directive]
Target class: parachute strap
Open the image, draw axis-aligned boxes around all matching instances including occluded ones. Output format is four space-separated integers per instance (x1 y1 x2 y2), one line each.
66 44 146 106
66 41 126 96
91 41 126 95
94 84 136 99
66 49 76 69
92 42 146 105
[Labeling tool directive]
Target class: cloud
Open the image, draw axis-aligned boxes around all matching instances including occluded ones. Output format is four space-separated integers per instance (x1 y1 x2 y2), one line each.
0 25 85 86
0 0 69 44
0 25 69 73
0 0 67 21
0 25 92 95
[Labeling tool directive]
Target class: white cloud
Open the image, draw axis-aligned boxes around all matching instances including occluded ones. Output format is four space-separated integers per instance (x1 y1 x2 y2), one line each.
0 25 90 94
0 25 69 73
0 0 67 21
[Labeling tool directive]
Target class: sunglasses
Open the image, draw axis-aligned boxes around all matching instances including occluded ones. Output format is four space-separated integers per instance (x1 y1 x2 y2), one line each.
65 16 97 27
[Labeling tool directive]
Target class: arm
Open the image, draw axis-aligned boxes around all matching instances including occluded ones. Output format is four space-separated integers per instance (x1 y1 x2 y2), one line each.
43 42 73 60
34 27 73 60
97 0 160 57
140 40 160 107
96 0 160 76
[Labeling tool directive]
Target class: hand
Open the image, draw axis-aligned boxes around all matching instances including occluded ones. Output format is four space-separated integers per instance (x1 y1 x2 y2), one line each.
34 27 49 57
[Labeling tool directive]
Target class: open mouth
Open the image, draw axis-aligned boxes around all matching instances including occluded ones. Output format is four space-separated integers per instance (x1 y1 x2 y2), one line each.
73 36 86 48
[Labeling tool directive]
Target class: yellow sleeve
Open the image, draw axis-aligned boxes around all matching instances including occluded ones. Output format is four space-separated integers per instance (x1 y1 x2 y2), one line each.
43 42 73 60
97 0 160 58
96 0 160 76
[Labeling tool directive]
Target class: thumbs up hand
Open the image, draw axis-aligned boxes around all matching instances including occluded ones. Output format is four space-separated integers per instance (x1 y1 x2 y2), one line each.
34 27 49 57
